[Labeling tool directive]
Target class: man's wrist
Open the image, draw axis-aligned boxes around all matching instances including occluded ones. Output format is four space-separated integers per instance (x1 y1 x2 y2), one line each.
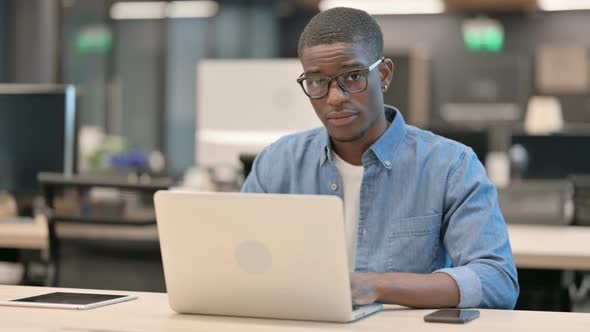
369 272 388 303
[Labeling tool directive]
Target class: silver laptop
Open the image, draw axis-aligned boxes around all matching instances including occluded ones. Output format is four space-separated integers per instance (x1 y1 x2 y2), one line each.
154 191 383 322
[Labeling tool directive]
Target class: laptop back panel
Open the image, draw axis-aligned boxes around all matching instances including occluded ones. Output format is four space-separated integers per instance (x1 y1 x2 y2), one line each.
154 191 356 322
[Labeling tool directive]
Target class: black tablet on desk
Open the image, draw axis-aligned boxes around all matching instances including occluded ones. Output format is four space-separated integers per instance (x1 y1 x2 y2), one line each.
0 292 137 310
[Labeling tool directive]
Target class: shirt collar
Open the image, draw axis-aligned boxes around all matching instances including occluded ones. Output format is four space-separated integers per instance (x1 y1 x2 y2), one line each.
319 105 408 169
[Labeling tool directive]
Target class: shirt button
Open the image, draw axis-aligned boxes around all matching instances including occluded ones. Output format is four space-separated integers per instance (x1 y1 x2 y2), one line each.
385 161 391 166
331 183 338 191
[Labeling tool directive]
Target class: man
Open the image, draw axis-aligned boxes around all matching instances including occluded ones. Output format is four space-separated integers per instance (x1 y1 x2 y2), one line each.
242 7 518 309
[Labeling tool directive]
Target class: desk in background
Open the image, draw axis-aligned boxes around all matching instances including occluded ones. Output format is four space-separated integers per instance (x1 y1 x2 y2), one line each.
508 224 590 312
3 222 587 271
1 285 590 332
508 224 590 270
0 215 49 285
0 215 48 251
38 172 172 287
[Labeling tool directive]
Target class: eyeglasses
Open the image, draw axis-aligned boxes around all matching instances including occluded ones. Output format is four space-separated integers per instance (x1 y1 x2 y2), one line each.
296 57 384 99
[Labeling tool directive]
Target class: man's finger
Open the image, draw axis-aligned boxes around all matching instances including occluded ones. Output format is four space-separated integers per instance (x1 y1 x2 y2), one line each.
352 295 374 306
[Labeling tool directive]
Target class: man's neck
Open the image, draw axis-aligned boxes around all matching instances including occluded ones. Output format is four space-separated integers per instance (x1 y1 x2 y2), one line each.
332 120 391 166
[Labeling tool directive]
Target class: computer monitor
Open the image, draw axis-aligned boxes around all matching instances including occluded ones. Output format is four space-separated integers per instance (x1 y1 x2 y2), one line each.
511 134 590 179
0 85 76 195
437 53 530 128
196 59 320 171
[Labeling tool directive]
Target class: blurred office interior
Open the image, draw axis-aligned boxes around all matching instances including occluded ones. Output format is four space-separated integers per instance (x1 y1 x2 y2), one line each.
1 0 590 312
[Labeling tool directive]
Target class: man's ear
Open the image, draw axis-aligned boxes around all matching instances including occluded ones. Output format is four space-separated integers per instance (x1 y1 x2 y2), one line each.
380 58 394 89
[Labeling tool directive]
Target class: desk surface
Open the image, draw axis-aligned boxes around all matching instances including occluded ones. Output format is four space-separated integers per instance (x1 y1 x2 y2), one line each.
0 214 48 250
2 219 590 270
1 285 590 332
508 224 590 270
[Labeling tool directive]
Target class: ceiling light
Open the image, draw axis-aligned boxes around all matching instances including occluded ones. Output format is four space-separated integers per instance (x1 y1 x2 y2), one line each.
538 0 590 11
319 0 445 15
110 2 166 20
110 1 219 20
167 1 219 18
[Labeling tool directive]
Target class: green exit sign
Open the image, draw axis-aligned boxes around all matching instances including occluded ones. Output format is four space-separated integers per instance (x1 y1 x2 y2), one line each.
75 26 112 54
463 17 504 53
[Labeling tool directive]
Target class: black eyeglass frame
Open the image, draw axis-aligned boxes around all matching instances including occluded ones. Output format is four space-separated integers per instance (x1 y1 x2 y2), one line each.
296 57 385 99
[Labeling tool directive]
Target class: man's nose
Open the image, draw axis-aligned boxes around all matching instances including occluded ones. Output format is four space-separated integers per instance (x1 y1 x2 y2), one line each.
325 80 347 106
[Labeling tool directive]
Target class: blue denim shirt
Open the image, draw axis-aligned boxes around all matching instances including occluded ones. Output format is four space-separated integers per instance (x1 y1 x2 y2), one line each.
241 106 519 309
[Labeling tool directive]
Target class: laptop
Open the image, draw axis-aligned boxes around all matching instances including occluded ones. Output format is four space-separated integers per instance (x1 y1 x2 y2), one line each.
153 191 383 322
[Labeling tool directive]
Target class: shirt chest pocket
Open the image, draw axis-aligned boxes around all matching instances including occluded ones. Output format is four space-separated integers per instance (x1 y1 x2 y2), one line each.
382 213 442 273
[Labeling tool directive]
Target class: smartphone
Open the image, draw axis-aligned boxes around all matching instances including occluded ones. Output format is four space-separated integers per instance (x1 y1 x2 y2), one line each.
424 309 480 324
0 292 137 310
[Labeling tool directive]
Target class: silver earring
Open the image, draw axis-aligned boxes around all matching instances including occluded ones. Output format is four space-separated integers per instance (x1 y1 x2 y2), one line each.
382 84 388 93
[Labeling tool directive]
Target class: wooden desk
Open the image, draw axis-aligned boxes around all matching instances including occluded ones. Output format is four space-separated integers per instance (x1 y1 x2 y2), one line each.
1 285 590 332
3 219 590 275
508 224 590 270
0 214 48 250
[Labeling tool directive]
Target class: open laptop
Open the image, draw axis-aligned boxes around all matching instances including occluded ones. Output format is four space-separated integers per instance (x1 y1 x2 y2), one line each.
153 191 383 322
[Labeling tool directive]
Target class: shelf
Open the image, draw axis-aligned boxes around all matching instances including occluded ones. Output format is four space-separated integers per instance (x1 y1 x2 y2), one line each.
48 213 156 226
38 172 174 191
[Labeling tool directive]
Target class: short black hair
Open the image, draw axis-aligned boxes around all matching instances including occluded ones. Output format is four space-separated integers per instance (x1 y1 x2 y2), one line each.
297 7 383 61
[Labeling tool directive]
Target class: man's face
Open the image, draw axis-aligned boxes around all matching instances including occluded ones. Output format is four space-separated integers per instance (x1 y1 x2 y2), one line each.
300 42 389 143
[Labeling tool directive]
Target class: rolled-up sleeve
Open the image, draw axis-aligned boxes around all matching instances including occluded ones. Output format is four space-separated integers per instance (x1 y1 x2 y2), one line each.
434 148 519 309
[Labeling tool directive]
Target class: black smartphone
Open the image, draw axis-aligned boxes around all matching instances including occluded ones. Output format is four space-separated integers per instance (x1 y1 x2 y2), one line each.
424 309 480 324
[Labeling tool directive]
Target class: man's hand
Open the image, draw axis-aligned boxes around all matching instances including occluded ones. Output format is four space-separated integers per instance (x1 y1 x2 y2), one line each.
350 271 461 308
350 272 381 305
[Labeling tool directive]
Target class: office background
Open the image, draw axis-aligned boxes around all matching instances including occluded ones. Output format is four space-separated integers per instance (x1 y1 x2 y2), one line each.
1 0 590 313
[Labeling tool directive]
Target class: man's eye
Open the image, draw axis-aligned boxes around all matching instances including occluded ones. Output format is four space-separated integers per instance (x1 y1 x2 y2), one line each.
345 72 362 81
309 78 325 87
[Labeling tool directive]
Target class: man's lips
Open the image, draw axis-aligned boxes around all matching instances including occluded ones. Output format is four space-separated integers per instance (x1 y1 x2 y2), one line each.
327 111 359 126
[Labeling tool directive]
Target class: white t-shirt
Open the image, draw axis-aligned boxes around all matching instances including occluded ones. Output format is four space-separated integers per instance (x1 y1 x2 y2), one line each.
332 152 364 272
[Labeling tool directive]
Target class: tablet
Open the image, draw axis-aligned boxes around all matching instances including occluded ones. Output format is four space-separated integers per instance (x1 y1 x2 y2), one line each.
0 292 138 310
